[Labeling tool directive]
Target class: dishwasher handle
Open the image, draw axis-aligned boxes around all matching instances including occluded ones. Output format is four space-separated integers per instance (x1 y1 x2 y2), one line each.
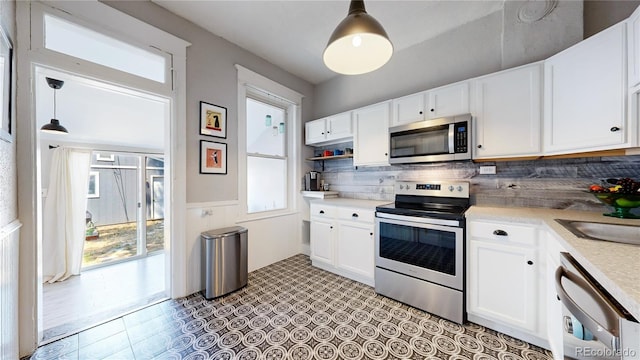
555 266 621 351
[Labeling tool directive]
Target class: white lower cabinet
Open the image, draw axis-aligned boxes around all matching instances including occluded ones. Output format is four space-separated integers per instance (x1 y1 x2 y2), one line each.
310 219 334 266
309 202 376 286
336 221 374 280
467 218 548 348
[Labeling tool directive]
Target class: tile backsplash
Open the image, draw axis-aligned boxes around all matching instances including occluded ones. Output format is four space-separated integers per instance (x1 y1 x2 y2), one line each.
312 153 640 214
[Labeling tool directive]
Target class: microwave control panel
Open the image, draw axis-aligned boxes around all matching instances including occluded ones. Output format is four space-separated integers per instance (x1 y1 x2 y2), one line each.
454 122 468 153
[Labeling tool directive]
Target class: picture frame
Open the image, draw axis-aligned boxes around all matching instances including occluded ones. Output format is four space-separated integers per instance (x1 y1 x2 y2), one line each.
0 25 14 143
199 101 227 139
200 140 227 175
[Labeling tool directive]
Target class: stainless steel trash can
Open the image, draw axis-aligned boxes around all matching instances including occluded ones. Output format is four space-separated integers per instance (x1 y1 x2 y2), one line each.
201 226 248 300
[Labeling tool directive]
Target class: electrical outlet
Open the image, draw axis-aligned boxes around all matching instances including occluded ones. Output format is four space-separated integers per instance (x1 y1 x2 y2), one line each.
479 166 496 175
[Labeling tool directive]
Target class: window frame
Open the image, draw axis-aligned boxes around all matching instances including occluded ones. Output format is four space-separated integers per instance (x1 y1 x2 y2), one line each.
236 65 302 221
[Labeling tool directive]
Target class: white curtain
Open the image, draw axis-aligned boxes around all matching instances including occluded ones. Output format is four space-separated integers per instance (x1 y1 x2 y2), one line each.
43 147 91 283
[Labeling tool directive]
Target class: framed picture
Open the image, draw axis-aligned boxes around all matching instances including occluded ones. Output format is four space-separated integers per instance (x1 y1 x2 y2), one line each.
0 25 13 143
200 140 227 175
200 101 227 139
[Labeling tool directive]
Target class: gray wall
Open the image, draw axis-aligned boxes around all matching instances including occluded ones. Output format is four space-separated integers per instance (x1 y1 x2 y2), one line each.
313 1 583 118
103 1 315 203
584 0 640 38
0 0 16 227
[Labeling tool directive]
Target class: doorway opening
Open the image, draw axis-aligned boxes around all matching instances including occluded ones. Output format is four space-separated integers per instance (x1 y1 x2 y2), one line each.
36 67 170 342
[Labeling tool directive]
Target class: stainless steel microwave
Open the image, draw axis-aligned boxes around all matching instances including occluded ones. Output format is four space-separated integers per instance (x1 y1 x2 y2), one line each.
389 114 471 164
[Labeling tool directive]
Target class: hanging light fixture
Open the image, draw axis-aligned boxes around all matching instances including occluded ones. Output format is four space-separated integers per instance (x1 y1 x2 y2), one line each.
40 77 68 134
323 0 393 75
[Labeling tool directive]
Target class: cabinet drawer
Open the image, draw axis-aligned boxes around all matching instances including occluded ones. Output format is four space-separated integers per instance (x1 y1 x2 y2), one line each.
469 220 537 245
310 203 336 218
337 208 375 223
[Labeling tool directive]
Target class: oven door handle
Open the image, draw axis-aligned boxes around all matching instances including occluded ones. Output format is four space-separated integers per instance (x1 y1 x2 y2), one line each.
555 266 621 351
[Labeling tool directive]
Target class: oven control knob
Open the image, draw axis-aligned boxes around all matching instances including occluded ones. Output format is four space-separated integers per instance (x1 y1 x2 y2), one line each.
399 184 404 190
457 186 463 192
448 185 454 192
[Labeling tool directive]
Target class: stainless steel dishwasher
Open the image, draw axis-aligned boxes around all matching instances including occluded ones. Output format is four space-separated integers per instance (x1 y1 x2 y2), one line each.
555 252 639 359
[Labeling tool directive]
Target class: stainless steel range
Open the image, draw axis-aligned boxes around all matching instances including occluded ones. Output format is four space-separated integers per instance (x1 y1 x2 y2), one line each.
375 180 470 324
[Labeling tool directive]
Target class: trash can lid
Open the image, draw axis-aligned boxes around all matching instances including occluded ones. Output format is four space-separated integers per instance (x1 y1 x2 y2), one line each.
201 226 248 239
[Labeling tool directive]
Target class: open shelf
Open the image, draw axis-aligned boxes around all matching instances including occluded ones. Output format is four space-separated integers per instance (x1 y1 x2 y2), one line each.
306 154 353 161
306 154 353 171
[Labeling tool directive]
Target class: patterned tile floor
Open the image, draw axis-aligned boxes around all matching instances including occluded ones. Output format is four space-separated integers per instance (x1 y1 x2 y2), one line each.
29 254 553 359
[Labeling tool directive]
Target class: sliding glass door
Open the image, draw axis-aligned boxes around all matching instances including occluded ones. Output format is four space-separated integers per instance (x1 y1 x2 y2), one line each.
83 152 164 268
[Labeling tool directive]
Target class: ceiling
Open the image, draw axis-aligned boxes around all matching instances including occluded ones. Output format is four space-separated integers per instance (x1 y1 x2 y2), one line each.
152 0 505 85
36 68 168 150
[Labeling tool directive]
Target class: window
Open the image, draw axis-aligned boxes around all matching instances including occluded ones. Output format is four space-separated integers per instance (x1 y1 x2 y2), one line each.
246 98 287 213
44 14 166 83
236 65 303 218
87 171 100 198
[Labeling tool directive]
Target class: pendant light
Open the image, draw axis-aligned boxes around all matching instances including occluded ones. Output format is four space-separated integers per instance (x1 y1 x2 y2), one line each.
323 0 393 75
40 77 68 134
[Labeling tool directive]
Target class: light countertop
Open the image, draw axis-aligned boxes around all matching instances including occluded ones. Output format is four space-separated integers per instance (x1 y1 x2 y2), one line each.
309 198 391 210
466 206 640 320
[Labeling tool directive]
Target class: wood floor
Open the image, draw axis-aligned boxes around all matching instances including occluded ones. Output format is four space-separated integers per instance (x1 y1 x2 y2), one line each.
42 253 167 342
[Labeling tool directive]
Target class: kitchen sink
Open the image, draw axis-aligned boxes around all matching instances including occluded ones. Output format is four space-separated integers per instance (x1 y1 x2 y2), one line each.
555 219 640 245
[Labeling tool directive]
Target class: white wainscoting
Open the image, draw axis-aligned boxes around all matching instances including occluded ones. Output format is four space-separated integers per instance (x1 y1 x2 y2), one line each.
185 202 302 296
1 220 22 360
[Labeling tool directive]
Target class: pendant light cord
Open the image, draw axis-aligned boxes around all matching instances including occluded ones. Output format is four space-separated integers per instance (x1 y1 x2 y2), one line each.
53 89 57 119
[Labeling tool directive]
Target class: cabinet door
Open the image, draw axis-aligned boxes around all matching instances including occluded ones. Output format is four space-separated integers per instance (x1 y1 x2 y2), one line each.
544 22 628 154
468 240 538 333
336 221 374 280
474 64 542 159
546 236 565 360
428 82 470 119
391 92 426 126
353 101 390 166
628 6 640 88
326 112 352 141
310 219 334 266
305 119 327 145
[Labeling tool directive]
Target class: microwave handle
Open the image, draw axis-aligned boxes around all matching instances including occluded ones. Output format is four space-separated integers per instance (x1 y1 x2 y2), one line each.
555 266 621 351
448 124 455 154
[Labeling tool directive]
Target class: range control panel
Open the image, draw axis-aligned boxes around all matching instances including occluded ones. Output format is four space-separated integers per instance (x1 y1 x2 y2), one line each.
395 181 469 198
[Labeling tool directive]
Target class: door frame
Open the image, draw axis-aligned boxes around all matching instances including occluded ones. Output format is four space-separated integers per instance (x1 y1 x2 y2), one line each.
16 1 189 354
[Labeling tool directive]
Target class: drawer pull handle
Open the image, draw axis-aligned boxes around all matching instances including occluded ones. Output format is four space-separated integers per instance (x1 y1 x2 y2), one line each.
319 210 324 214
352 213 359 218
493 229 508 236
370 232 373 236
527 260 534 265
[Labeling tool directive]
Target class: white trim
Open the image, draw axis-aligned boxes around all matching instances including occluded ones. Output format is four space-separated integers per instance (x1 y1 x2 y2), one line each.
235 65 304 104
0 220 22 238
16 1 189 355
235 211 299 223
186 200 240 209
236 65 302 223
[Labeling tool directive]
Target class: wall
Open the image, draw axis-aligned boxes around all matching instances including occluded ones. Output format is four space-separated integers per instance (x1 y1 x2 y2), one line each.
103 1 313 294
315 154 640 216
0 1 19 358
313 1 583 118
103 1 315 204
0 0 16 228
584 0 640 38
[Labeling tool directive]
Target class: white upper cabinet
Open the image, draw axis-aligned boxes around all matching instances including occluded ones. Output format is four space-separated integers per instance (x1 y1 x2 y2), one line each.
353 101 391 166
391 92 427 126
628 6 640 88
427 82 470 119
474 63 543 159
305 111 352 145
544 22 630 154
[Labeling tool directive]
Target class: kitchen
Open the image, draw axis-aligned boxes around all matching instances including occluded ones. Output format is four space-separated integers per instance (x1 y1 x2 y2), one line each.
3 0 640 359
